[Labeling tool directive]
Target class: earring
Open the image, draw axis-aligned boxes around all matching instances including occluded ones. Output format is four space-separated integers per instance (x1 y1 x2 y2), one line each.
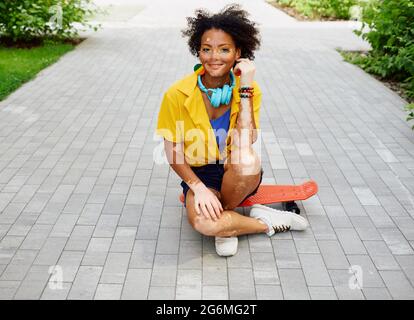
193 63 202 72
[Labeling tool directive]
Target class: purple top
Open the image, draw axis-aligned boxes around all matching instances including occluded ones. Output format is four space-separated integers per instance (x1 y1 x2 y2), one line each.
210 108 231 153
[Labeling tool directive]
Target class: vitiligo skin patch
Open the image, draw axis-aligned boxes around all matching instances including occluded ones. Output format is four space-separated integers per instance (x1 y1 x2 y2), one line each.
227 97 261 176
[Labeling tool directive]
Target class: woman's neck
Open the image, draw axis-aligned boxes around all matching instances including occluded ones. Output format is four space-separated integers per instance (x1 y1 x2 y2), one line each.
201 72 231 89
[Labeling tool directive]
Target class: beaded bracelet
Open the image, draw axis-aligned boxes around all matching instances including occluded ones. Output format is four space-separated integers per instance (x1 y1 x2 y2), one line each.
239 92 253 99
238 86 254 93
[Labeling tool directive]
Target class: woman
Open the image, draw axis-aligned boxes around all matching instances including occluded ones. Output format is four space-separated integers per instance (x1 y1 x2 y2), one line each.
156 4 308 256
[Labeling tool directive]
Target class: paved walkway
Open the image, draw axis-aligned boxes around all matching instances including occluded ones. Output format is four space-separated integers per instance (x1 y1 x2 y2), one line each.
0 0 413 300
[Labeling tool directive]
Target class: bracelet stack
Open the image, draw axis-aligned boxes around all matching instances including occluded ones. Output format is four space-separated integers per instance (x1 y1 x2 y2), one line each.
238 86 254 99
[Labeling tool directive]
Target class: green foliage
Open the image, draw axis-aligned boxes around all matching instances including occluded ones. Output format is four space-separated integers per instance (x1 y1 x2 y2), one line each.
354 0 413 83
0 0 101 43
274 0 360 19
405 103 414 129
354 0 414 128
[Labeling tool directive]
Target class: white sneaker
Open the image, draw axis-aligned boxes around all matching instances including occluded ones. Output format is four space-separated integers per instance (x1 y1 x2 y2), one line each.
250 204 309 236
215 236 238 256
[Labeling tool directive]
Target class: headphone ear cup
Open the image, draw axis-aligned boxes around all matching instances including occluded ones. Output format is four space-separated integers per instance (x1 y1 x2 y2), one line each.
210 88 221 108
226 85 233 105
221 85 229 105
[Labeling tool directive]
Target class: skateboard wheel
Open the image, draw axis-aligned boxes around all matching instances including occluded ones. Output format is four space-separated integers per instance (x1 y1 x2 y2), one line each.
283 201 300 215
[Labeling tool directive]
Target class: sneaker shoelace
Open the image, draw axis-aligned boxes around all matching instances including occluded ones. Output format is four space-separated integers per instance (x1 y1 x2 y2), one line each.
273 225 291 233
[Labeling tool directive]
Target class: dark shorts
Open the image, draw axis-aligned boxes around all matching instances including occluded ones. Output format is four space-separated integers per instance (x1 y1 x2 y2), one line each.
180 162 264 208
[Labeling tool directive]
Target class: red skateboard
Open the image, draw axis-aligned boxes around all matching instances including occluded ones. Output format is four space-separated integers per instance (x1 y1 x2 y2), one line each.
179 180 318 212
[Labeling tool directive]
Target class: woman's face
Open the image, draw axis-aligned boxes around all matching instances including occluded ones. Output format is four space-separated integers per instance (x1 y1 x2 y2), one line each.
199 28 241 78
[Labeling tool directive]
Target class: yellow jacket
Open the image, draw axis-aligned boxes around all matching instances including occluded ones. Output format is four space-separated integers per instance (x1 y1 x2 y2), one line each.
156 66 262 167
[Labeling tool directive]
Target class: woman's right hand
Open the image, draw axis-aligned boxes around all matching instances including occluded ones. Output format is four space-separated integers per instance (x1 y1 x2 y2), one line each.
192 183 223 221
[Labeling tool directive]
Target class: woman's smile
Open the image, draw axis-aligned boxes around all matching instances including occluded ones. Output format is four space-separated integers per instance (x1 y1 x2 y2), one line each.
208 63 224 69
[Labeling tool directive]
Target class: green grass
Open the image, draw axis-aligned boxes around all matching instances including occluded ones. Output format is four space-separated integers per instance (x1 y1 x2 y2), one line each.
0 40 75 101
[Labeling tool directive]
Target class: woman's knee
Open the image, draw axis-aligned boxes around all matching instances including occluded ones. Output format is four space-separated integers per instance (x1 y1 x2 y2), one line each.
220 170 261 210
188 212 231 237
227 150 261 176
189 215 219 236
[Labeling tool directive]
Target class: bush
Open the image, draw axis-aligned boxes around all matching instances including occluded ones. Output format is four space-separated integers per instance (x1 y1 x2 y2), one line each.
354 0 414 121
274 0 360 19
406 103 414 129
0 0 101 44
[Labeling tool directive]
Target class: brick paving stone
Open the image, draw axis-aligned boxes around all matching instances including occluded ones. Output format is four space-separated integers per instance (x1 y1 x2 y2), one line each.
318 240 350 270
56 251 84 283
100 252 130 284
395 255 414 286
0 281 20 300
279 269 310 300
202 286 229 300
129 240 157 269
176 269 202 300
34 237 68 266
329 270 365 300
347 255 385 288
350 216 382 241
336 228 367 255
68 266 102 300
150 254 178 287
178 240 202 270
272 239 301 269
110 227 137 253
77 203 104 226
228 268 256 300
379 271 414 300
82 238 112 266
248 234 273 253
93 215 119 238
148 286 176 300
255 285 283 300
299 254 332 286
363 241 400 271
308 286 337 300
307 216 337 240
393 217 414 241
251 252 280 285
227 236 252 269
94 283 123 300
65 226 94 251
362 287 392 300
377 228 414 255
121 269 152 299
41 282 72 300
14 265 50 299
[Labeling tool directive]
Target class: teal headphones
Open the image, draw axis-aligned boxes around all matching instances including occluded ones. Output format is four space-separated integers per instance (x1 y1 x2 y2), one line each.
197 70 236 108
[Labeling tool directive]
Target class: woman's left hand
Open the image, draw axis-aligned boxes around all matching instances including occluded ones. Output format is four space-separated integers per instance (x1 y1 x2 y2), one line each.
233 58 255 87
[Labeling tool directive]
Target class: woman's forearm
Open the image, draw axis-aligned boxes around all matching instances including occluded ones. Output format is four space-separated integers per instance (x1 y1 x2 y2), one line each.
239 96 257 144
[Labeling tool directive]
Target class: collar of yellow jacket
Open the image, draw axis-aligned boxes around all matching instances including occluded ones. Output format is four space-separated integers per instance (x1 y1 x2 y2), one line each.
175 65 240 128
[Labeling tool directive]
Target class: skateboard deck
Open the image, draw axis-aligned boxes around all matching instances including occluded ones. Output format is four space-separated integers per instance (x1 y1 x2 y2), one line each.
179 180 318 207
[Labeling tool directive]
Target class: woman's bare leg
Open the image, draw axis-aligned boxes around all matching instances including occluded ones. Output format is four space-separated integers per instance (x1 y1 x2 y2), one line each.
220 95 261 210
186 188 268 237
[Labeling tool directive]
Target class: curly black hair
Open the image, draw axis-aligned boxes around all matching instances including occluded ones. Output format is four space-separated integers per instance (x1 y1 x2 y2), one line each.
181 4 261 61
